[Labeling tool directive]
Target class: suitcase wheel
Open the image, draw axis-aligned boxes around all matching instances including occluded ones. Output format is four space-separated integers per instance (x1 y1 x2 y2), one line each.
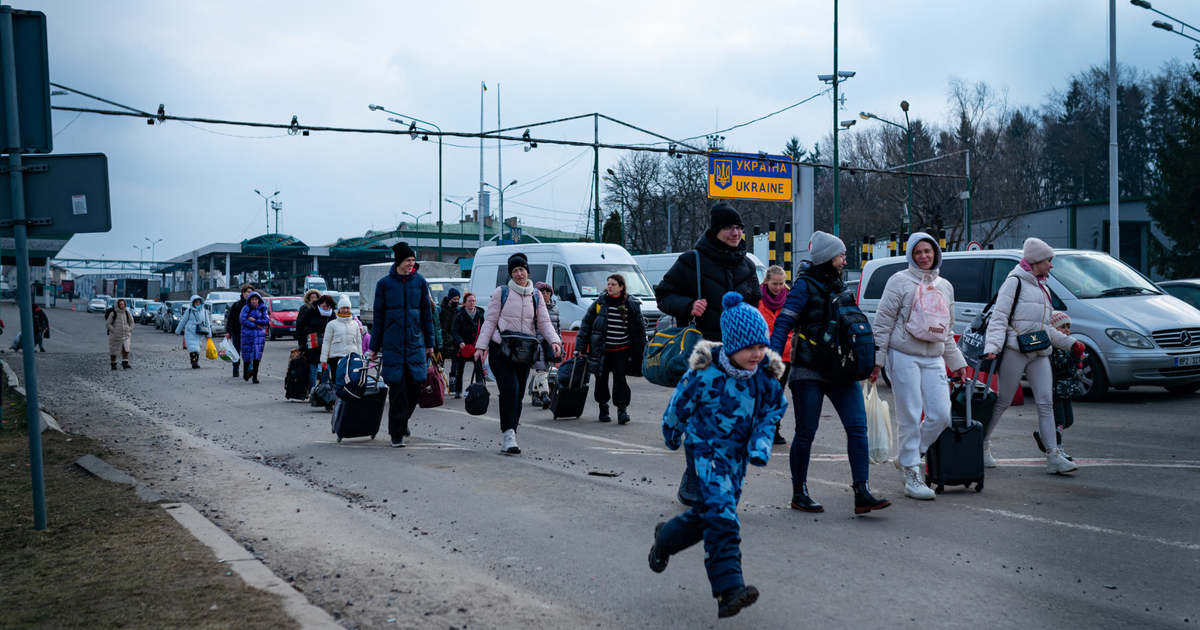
336 436 343 443
935 484 944 494
975 480 984 492
371 433 377 440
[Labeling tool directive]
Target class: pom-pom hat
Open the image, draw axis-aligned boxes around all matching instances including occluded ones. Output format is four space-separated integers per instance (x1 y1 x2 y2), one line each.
719 291 770 355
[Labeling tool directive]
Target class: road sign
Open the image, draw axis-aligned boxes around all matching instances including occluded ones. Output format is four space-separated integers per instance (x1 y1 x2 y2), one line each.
0 7 51 154
707 152 792 202
0 153 111 237
966 241 982 251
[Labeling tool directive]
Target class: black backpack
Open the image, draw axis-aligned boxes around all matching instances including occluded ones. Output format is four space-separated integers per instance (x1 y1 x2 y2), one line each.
798 278 875 383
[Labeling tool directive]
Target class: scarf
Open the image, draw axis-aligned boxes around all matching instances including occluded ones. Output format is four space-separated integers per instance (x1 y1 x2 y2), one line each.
1018 258 1052 300
718 350 759 380
760 284 787 312
508 279 534 296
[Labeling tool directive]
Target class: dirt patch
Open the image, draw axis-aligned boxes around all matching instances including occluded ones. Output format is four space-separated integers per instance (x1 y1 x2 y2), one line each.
0 396 298 630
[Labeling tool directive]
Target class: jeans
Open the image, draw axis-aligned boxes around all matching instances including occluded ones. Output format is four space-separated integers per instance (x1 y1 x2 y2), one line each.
1053 397 1074 431
594 349 631 408
788 379 870 484
489 343 531 432
386 374 422 441
308 363 320 392
888 350 952 468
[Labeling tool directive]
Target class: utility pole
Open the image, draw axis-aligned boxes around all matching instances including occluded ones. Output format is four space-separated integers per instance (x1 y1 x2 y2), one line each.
593 114 600 241
1108 0 1120 258
479 81 486 248
271 199 282 235
832 0 840 236
497 83 504 232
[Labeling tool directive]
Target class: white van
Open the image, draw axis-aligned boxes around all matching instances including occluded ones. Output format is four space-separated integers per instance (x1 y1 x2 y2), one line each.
858 249 1200 399
635 252 768 290
469 243 663 331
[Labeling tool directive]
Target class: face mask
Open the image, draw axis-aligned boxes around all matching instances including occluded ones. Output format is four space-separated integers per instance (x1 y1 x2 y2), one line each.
318 307 333 316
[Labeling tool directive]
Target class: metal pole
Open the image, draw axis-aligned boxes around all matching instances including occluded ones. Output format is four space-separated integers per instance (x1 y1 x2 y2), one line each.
593 114 600 241
832 0 840 236
2 8 47 529
437 136 443 260
478 81 485 248
1108 0 1120 259
666 201 673 252
497 84 503 231
965 149 972 244
904 110 913 234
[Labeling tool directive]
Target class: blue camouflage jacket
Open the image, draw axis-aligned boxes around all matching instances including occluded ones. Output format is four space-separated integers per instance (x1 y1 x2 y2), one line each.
662 340 788 466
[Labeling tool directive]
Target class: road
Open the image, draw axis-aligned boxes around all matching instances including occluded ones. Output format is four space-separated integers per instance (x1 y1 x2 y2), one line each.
8 304 1199 629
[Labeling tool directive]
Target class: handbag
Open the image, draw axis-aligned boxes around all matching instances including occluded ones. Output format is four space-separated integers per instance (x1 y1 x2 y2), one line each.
499 332 540 366
307 332 320 349
459 321 480 359
643 251 704 387
419 359 446 408
1017 330 1051 353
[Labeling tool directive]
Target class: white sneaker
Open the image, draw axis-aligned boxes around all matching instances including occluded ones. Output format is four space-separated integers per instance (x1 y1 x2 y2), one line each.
983 441 997 468
903 466 935 500
502 429 521 455
1046 447 1077 474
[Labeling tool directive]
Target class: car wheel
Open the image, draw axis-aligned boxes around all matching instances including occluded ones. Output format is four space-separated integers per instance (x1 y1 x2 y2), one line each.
1164 382 1200 395
1075 350 1109 402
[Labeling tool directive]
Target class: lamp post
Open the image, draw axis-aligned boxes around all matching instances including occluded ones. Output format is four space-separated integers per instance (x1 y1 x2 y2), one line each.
369 104 444 260
1132 0 1200 42
484 180 518 242
144 237 163 264
445 196 473 224
132 244 148 264
402 211 432 234
254 189 279 292
860 104 913 233
819 68 857 237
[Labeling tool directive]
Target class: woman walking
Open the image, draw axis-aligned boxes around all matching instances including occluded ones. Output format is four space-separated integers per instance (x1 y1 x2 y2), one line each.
224 283 253 378
106 298 135 370
474 253 562 454
320 294 364 393
299 295 336 391
451 292 485 399
528 282 561 407
756 265 792 445
239 291 269 383
983 237 1085 475
868 233 968 499
175 294 212 369
439 289 461 366
577 274 646 424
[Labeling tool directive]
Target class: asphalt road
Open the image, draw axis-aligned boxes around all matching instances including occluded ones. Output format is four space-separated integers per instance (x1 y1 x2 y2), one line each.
8 304 1199 629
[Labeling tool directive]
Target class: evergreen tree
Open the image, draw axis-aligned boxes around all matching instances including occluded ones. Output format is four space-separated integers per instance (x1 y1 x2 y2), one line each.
1148 54 1200 277
601 211 623 245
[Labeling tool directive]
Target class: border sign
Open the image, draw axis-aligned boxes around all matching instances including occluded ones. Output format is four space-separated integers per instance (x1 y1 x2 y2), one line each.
707 152 792 202
0 153 112 237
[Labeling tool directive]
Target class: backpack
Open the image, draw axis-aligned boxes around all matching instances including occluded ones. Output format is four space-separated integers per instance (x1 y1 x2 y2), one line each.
798 278 875 383
904 280 952 342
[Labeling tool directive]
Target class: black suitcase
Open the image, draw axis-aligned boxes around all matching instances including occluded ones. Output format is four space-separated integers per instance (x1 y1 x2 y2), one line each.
925 361 996 493
550 358 589 420
284 351 309 401
331 384 388 442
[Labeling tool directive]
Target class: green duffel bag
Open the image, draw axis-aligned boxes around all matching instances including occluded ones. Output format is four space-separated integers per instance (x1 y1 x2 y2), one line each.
643 250 703 387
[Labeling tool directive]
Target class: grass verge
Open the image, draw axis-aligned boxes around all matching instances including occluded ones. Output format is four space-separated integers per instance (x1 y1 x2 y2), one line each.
0 393 298 629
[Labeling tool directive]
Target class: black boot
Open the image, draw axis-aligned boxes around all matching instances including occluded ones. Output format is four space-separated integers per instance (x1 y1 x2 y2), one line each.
251 360 260 384
790 482 824 513
717 585 760 618
121 360 131 370
774 428 787 445
852 481 891 515
190 352 200 369
111 361 118 371
233 362 240 378
677 444 701 506
598 403 611 423
617 407 630 425
647 522 669 573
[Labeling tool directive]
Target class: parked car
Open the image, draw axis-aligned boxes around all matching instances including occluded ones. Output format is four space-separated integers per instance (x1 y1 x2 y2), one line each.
128 298 149 321
206 300 234 336
1158 279 1200 311
266 296 302 340
205 291 241 303
303 275 328 293
158 300 187 332
87 297 107 313
139 302 163 325
858 249 1200 399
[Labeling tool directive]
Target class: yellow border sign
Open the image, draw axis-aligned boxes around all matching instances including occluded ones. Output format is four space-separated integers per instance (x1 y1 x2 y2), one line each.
707 152 792 202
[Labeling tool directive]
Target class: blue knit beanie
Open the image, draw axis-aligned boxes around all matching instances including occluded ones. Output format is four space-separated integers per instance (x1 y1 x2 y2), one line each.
720 291 769 355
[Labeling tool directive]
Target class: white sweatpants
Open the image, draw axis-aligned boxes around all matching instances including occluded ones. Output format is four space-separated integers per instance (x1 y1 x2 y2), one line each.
986 351 1056 449
888 350 953 468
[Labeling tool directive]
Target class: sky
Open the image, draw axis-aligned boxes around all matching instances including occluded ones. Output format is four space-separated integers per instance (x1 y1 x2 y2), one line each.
22 0 1197 262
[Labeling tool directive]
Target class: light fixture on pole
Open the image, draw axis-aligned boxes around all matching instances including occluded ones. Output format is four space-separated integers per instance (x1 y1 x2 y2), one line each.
144 237 163 263
819 37 856 238
1132 1 1200 43
445 196 473 225
254 189 280 292
402 211 432 233
132 244 148 264
370 104 445 259
859 105 913 233
483 180 518 242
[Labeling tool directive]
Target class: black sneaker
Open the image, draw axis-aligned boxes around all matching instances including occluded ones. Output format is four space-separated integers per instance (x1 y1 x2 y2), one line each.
648 522 669 573
717 585 759 618
773 430 787 445
121 361 131 370
390 437 405 448
617 408 631 425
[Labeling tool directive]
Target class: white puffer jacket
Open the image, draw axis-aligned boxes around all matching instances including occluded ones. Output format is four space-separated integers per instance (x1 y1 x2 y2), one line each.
319 316 365 365
984 264 1076 357
872 233 967 371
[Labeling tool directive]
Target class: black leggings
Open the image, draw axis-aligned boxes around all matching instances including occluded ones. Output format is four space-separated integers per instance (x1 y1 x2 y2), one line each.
386 375 422 440
451 356 483 394
594 349 631 408
489 343 531 432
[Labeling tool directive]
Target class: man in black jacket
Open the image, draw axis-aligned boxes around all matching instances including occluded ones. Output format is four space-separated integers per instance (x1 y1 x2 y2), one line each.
224 283 254 378
654 201 761 506
655 202 760 342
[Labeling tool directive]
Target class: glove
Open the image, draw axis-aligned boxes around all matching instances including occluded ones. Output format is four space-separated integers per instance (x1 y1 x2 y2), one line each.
1070 342 1086 359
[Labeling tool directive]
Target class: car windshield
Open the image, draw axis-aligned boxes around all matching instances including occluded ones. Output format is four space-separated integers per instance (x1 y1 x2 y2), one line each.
146 303 162 311
570 264 655 298
428 282 467 303
209 303 229 315
1051 253 1162 299
271 298 302 312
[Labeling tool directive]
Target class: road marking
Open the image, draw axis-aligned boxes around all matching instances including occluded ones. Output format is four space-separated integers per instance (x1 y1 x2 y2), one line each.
435 406 674 454
792 453 1200 470
965 506 1200 552
587 446 670 456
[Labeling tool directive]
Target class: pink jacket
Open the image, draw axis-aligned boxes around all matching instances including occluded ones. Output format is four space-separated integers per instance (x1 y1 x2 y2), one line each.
477 283 561 348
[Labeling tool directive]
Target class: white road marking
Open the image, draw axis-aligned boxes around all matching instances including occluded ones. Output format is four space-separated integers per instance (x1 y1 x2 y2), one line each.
796 453 1200 470
965 506 1200 552
436 406 674 454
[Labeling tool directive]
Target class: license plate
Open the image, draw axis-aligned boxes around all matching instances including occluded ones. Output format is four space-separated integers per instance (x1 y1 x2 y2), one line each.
287 327 295 332
1175 355 1200 367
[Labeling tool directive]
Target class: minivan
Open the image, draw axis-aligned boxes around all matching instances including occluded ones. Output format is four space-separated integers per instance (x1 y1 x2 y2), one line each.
858 249 1200 399
469 243 662 331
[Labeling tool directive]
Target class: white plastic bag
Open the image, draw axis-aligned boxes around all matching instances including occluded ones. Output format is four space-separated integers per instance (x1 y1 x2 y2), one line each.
218 337 241 364
865 382 894 464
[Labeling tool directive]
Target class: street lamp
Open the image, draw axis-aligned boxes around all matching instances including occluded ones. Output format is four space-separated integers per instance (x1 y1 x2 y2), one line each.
484 179 518 241
144 237 163 263
445 196 473 225
1132 1 1200 43
860 103 914 233
254 189 280 292
819 52 857 237
370 104 445 260
132 244 148 264
402 211 432 233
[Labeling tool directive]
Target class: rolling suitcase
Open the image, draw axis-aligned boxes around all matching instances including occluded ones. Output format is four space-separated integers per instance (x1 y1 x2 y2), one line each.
331 363 388 442
550 357 589 420
284 350 310 401
925 359 996 494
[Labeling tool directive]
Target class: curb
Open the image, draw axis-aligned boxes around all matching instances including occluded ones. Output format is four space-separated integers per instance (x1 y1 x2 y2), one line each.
1 358 64 433
74 454 341 630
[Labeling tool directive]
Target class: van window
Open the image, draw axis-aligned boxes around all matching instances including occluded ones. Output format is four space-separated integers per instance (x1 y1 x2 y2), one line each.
571 264 654 298
862 261 906 300
553 265 576 303
494 264 547 286
940 258 989 303
989 259 1066 309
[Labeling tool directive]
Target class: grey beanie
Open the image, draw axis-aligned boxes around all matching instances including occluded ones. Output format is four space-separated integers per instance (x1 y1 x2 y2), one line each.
1022 237 1054 263
808 231 846 266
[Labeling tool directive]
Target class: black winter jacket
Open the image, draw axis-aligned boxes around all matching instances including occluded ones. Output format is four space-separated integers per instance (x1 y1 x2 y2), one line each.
578 294 646 376
439 299 459 354
654 233 760 341
451 306 486 350
226 297 247 337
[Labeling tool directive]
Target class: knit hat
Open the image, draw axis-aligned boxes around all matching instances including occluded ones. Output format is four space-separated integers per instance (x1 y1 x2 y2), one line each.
337 294 352 310
447 288 461 300
808 231 846 266
709 201 744 232
1050 310 1071 328
534 281 552 292
507 253 529 276
719 291 770 355
392 241 415 262
1022 237 1054 263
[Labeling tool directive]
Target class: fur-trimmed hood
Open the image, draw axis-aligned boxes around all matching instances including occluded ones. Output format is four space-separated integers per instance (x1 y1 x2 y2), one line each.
688 339 785 379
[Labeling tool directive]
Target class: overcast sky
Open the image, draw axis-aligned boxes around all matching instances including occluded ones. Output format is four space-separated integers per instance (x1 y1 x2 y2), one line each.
25 0 1195 262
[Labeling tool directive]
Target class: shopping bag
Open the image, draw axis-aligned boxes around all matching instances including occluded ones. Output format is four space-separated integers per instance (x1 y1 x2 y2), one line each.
218 337 241 363
205 337 219 360
865 382 894 464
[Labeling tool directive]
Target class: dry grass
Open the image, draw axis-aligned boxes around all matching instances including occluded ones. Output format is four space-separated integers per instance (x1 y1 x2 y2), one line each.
0 395 297 629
